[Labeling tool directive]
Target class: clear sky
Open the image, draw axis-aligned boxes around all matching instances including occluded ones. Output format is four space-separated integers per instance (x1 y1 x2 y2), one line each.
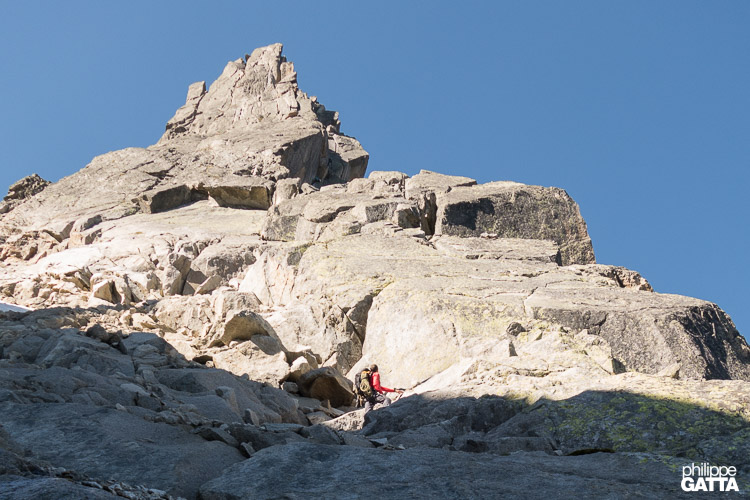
1 1 748 339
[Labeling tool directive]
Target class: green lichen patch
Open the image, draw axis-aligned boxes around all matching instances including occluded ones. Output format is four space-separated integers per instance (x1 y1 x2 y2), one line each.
541 390 750 469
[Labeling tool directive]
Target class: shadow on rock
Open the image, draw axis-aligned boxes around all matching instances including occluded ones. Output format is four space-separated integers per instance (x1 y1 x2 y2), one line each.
358 390 750 475
2 303 749 498
197 390 750 498
0 304 340 499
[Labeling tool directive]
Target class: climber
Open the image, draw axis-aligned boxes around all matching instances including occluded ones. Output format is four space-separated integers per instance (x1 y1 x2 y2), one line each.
360 364 403 414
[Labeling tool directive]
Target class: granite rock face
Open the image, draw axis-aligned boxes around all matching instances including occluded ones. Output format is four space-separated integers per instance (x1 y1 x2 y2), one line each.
0 174 50 215
2 44 368 232
199 442 696 500
0 307 314 498
0 44 748 498
3 174 50 203
435 181 595 266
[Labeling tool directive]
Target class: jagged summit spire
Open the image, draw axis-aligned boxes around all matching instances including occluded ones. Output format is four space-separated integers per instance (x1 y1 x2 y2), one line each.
160 44 336 142
1 44 369 230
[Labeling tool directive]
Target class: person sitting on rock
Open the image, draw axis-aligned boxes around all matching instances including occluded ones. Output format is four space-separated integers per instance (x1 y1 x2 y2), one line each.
364 364 403 413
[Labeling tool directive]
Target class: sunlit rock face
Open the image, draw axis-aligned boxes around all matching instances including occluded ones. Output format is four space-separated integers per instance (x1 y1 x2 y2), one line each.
0 44 748 499
1 43 368 232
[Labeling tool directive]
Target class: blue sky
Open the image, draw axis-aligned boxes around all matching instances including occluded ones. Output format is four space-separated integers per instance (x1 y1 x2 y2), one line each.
1 1 748 338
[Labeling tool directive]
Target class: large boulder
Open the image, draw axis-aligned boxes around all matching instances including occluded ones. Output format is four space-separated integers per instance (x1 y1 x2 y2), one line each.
211 342 290 386
211 310 276 346
296 367 355 407
434 181 595 265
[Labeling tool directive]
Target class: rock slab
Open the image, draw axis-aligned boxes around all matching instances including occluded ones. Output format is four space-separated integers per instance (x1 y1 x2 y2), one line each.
198 442 694 499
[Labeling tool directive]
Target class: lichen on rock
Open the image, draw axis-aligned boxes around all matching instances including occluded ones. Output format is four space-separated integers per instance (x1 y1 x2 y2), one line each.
0 44 748 498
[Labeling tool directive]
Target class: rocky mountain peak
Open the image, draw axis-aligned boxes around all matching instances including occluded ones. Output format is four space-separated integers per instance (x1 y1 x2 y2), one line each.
160 43 337 143
0 45 748 498
1 44 367 232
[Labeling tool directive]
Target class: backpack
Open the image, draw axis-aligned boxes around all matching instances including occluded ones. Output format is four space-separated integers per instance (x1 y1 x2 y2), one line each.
354 369 374 400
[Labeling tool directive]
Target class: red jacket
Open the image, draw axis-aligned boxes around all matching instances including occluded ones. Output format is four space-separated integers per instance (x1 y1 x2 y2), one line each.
371 372 394 393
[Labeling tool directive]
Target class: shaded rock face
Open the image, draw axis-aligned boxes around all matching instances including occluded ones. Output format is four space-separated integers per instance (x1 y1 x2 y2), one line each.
0 44 749 498
435 182 594 266
0 309 317 498
199 442 698 499
356 388 750 466
0 402 243 498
